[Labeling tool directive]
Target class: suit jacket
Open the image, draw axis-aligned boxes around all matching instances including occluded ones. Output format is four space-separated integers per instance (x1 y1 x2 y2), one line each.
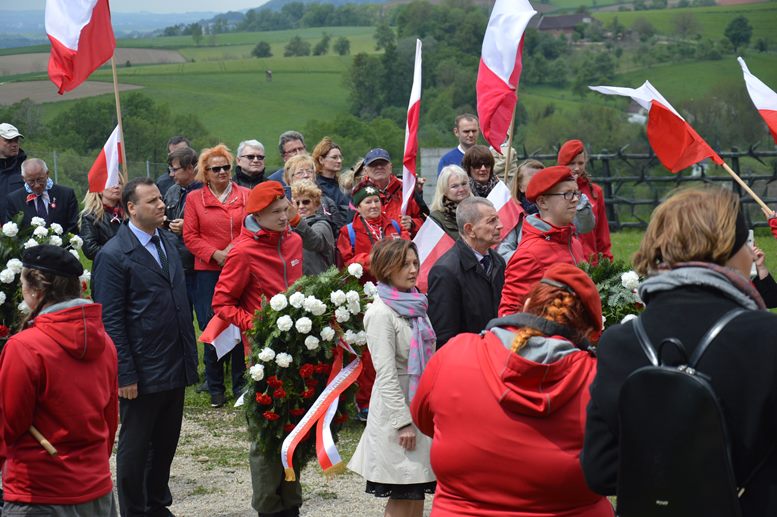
92 223 198 395
4 184 79 234
427 238 506 348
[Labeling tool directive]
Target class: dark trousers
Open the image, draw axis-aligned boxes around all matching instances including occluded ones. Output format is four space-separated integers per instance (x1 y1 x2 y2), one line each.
117 388 185 517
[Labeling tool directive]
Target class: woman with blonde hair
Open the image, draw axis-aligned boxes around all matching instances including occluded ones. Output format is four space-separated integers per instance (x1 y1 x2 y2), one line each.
79 183 124 260
312 137 351 221
412 263 612 517
290 180 335 275
287 154 345 231
428 165 472 240
183 143 249 408
582 187 777 517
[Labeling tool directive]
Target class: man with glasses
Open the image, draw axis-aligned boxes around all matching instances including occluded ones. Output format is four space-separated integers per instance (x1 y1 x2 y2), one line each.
156 136 192 197
0 123 27 220
267 130 306 186
3 157 78 234
498 165 586 316
234 139 267 189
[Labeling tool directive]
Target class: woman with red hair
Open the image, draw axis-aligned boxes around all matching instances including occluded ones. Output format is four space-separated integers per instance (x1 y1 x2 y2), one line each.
557 140 612 263
412 263 613 517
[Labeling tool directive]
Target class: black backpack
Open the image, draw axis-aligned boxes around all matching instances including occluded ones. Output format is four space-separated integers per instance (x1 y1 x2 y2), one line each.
616 309 746 517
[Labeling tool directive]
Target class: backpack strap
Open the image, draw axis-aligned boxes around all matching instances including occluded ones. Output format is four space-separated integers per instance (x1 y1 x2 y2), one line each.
632 316 659 366
390 219 401 235
688 308 746 368
347 223 356 253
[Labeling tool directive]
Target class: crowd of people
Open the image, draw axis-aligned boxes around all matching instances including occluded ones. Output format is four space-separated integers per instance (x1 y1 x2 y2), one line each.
1 115 776 517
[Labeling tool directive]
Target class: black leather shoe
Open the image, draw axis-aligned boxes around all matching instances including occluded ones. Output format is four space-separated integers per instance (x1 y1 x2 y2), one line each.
210 392 226 408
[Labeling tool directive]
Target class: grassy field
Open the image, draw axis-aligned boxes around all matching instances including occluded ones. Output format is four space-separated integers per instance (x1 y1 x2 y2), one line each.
594 2 777 42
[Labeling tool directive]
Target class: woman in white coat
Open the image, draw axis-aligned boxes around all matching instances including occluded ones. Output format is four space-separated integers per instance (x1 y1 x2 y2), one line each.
348 239 437 517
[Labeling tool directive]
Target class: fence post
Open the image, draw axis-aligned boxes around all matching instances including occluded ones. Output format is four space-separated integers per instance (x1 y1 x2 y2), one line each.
146 160 150 178
599 150 618 231
52 150 58 184
730 147 742 197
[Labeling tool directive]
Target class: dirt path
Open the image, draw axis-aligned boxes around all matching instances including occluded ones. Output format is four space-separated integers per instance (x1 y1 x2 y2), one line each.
111 407 434 516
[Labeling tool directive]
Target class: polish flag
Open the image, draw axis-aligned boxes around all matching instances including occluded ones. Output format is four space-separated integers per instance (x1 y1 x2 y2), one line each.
487 180 523 240
200 316 241 359
476 0 537 150
413 219 455 293
589 81 723 172
87 125 122 193
401 39 423 215
46 0 116 95
738 57 777 144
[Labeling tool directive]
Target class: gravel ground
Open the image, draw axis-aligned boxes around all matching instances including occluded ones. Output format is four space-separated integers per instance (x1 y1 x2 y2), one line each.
110 406 433 517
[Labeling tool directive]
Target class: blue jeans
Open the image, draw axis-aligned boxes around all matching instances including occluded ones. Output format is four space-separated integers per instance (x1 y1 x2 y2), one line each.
194 270 246 397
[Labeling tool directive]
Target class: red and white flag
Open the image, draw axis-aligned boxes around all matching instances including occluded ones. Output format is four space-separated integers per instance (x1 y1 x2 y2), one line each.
589 81 723 173
738 57 777 144
87 125 122 193
413 219 455 293
200 315 241 360
401 39 423 215
46 0 116 95
476 0 537 150
487 180 523 241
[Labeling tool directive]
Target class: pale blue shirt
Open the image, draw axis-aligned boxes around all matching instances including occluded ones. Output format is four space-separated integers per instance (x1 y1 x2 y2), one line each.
128 221 167 268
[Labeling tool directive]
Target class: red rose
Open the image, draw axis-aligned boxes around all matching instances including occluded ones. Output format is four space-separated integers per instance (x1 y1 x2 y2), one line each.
314 363 331 375
302 388 316 399
283 423 296 433
289 408 306 417
273 388 287 399
255 393 272 405
267 376 283 388
304 378 318 388
299 364 315 379
262 411 280 421
0 325 10 338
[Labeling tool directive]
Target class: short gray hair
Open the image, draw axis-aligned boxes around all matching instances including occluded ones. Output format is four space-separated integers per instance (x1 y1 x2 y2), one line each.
278 131 305 155
236 139 264 158
21 158 48 177
456 196 495 235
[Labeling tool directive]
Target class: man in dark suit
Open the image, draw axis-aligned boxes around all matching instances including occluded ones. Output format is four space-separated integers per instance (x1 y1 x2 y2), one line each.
428 197 506 348
0 123 26 219
3 157 78 234
92 176 198 517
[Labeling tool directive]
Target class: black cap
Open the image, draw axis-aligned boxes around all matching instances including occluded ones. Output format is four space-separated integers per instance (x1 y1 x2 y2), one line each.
21 245 83 278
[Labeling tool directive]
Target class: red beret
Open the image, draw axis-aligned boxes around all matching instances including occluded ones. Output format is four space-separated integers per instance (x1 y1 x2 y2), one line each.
246 181 286 214
557 139 585 166
525 165 575 202
541 263 602 333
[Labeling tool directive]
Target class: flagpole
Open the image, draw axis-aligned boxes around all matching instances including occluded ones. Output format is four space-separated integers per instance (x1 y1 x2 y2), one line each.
503 98 517 184
721 162 771 214
110 55 129 181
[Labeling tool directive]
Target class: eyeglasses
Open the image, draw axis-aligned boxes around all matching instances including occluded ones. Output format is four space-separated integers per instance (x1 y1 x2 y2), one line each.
283 146 306 157
24 177 48 186
448 181 469 190
294 199 312 206
544 190 582 201
168 166 183 173
241 154 264 161
292 169 313 178
471 163 490 170
207 164 231 173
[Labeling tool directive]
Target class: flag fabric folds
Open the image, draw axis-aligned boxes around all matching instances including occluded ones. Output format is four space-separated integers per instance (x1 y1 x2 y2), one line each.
413 219 455 293
487 180 523 241
738 57 777 144
589 81 723 173
401 39 423 215
46 0 116 94
87 125 122 193
200 316 241 360
476 0 537 150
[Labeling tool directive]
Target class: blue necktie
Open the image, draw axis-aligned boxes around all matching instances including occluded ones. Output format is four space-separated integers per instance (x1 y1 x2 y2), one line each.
480 254 491 275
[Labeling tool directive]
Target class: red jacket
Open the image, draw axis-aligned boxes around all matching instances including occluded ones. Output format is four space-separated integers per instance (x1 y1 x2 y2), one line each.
499 214 585 316
336 214 408 283
577 178 612 263
376 175 424 237
183 182 250 271
411 329 613 517
212 215 303 337
0 301 118 505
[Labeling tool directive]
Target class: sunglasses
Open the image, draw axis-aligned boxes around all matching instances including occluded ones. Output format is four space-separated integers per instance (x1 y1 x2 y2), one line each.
294 199 312 206
241 154 264 161
207 164 231 173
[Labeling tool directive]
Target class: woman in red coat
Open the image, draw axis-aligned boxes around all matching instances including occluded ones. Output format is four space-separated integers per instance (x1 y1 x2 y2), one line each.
411 263 613 517
336 179 409 420
557 139 612 263
183 143 250 408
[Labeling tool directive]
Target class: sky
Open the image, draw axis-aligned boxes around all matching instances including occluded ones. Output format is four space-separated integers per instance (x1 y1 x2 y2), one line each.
3 0 265 13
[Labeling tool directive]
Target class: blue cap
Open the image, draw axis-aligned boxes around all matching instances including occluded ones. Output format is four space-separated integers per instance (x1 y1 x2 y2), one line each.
364 148 391 165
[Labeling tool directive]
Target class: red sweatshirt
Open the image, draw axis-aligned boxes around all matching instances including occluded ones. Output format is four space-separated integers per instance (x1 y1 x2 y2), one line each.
0 301 118 505
336 214 408 283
